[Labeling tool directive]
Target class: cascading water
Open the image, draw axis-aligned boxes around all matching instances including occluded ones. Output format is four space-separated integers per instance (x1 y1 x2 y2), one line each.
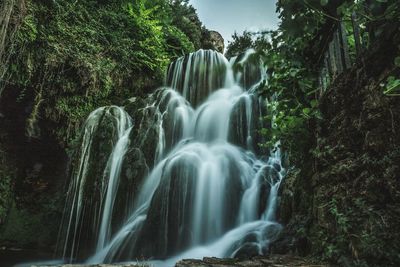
57 106 133 260
166 49 233 107
58 49 285 265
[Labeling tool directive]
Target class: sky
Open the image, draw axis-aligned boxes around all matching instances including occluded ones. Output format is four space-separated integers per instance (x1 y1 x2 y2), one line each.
189 0 280 48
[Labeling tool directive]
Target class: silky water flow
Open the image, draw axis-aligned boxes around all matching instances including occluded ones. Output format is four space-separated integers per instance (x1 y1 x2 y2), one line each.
57 49 285 266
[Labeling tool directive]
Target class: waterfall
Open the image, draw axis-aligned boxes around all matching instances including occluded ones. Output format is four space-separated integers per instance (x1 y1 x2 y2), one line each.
96 125 133 251
57 106 133 261
59 49 285 265
166 49 234 107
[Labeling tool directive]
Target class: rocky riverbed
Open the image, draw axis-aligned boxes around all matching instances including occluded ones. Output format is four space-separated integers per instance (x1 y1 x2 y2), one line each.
30 255 330 267
175 255 329 266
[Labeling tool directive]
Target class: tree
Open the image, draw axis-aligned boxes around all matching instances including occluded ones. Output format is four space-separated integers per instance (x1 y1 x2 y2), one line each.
225 31 254 59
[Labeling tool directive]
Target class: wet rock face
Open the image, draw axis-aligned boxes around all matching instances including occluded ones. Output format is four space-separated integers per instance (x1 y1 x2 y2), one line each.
125 96 161 168
57 98 165 260
123 152 244 260
231 51 264 90
233 243 262 260
258 166 281 217
231 223 282 260
133 159 198 259
59 107 131 260
228 95 264 154
111 147 149 235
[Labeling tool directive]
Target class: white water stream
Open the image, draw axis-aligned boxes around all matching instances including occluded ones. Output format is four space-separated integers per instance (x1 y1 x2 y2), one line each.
59 50 285 266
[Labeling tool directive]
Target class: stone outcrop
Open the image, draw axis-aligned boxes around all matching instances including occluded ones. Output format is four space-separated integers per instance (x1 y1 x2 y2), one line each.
202 30 224 54
209 31 225 54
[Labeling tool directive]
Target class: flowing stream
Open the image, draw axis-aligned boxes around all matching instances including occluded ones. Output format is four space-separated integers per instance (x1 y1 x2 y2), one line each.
58 49 285 265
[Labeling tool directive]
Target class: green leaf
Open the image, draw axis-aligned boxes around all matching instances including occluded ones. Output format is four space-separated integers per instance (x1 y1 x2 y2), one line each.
289 68 298 77
320 0 329 6
384 76 400 95
303 107 311 115
310 99 318 108
395 57 400 67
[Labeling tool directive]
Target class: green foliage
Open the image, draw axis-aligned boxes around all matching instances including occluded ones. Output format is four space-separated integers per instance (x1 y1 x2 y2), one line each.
5 0 204 147
17 13 38 42
224 0 333 165
226 29 320 165
383 76 400 95
381 53 400 96
230 3 400 264
169 0 204 50
225 31 254 59
164 25 195 58
226 0 400 166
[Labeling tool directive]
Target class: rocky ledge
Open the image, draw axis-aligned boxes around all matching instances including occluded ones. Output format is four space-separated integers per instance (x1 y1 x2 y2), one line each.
176 255 329 267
